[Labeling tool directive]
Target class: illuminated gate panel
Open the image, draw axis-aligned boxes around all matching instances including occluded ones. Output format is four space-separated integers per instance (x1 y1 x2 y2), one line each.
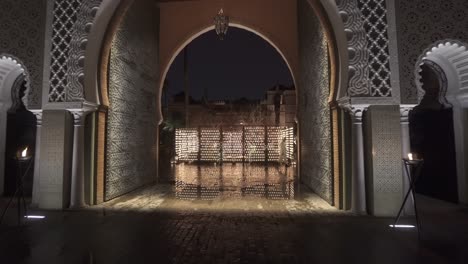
244 126 266 162
175 126 294 163
200 128 221 162
175 128 199 161
222 128 244 162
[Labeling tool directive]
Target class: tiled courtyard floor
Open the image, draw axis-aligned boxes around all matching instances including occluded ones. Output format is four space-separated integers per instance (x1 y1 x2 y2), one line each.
1 185 468 263
97 184 340 214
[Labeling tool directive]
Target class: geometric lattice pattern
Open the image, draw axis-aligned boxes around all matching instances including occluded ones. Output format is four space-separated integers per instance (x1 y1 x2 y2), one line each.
368 106 402 194
49 0 82 102
298 0 333 203
175 126 294 163
105 2 159 201
358 0 392 97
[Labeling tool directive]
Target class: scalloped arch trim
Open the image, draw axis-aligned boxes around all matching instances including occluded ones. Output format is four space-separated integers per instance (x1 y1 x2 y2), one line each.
0 55 31 109
415 40 468 104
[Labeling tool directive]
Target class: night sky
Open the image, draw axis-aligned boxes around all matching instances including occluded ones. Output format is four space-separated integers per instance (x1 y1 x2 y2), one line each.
164 27 294 102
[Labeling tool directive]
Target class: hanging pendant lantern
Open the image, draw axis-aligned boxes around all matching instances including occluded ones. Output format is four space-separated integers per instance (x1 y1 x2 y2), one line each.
214 8 229 40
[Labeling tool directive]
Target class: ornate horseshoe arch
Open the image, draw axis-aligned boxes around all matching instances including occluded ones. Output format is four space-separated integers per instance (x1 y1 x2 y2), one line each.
415 40 468 106
0 54 31 110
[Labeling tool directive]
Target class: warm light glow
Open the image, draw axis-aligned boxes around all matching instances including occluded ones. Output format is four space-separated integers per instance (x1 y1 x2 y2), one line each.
21 147 28 158
389 224 415 228
408 153 413 160
175 126 294 163
24 215 45 219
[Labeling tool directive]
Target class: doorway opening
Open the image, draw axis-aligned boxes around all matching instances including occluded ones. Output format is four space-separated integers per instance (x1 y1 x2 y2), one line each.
159 28 298 201
3 78 36 197
93 0 343 211
410 61 458 203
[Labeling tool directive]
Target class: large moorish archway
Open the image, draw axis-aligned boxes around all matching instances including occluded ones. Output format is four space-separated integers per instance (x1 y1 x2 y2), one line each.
40 0 378 212
85 0 347 208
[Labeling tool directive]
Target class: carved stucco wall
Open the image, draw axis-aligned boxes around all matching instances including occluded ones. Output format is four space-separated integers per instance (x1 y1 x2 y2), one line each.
0 0 47 109
298 0 332 203
106 2 159 200
397 0 468 103
334 0 392 98
48 0 103 102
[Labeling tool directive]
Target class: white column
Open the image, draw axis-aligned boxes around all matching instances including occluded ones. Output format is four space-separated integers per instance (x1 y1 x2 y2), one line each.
31 110 42 206
452 103 468 204
399 105 415 215
350 105 368 215
0 106 7 195
69 107 95 208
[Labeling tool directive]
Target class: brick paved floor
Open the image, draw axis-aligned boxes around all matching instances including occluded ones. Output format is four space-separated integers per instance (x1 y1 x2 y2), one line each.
1 186 468 263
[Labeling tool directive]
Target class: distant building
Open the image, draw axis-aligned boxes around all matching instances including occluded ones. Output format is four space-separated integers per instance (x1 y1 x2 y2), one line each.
262 84 296 127
165 85 296 128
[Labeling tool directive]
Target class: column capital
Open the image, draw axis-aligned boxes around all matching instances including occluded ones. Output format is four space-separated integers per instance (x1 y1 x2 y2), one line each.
399 104 416 116
30 110 43 126
343 104 369 123
399 104 416 124
67 102 98 126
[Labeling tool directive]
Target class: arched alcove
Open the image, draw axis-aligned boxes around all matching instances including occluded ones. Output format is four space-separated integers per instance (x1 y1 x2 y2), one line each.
412 40 468 204
410 61 458 202
0 55 33 196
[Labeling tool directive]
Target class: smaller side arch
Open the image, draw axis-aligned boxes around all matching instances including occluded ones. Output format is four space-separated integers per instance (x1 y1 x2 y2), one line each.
417 59 450 108
0 54 30 195
414 40 468 205
0 55 30 110
415 40 468 106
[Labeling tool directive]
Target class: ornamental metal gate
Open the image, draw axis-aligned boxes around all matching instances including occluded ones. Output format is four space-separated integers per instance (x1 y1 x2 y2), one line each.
175 126 294 163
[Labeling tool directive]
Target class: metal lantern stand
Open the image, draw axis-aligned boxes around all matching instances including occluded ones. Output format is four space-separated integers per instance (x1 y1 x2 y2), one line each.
0 154 33 226
393 158 424 240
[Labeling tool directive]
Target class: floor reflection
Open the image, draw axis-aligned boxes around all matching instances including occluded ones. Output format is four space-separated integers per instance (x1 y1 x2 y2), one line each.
171 163 296 200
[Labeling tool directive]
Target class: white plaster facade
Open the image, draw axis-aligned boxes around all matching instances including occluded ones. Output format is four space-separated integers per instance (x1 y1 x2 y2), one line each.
0 0 467 216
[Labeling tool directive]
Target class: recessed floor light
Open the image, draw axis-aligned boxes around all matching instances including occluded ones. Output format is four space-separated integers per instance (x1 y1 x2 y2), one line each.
389 224 415 228
24 215 45 219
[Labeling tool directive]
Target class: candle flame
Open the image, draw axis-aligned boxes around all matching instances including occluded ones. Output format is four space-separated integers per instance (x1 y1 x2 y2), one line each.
21 147 28 158
408 153 413 160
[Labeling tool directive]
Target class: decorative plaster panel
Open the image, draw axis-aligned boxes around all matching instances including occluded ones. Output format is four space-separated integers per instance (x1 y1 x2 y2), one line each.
0 0 47 109
105 2 159 201
49 0 82 102
298 0 332 203
357 0 392 97
335 0 371 97
397 0 468 103
67 0 103 101
49 0 103 102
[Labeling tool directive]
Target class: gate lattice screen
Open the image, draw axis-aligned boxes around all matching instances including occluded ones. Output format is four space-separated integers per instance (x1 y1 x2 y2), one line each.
175 126 294 163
